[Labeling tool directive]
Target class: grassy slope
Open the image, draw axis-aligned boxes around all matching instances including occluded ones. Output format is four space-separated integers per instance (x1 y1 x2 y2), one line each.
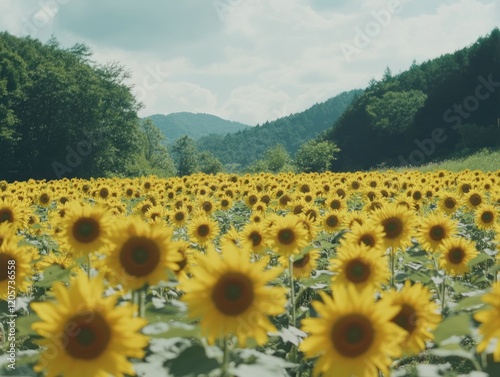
413 148 500 172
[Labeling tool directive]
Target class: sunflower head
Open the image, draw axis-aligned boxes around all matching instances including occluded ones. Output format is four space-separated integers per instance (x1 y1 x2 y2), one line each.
31 272 149 377
180 245 286 346
300 286 406 377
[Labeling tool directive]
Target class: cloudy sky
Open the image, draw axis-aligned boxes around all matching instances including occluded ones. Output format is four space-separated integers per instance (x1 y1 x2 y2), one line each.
0 0 498 125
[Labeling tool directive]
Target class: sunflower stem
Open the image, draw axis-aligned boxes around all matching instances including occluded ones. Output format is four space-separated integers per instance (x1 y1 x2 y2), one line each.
289 256 296 328
221 336 231 377
441 276 447 314
288 256 298 364
389 248 395 288
138 288 147 318
87 254 92 279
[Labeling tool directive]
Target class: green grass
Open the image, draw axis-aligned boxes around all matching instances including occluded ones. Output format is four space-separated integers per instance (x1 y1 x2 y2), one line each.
391 148 500 172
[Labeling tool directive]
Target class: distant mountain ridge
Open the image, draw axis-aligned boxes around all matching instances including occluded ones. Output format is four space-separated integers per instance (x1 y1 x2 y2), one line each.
196 90 362 168
146 112 250 143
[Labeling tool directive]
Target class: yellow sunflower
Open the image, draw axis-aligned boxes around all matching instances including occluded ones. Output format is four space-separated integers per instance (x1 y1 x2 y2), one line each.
268 214 309 257
220 226 241 248
31 272 149 377
240 222 268 255
187 214 220 246
320 210 346 233
0 222 17 246
279 249 321 279
330 243 389 293
416 212 458 253
341 222 386 255
179 245 287 346
35 252 76 272
475 282 500 361
474 204 498 230
57 203 112 257
299 285 406 377
0 239 34 300
104 217 181 291
383 281 441 355
439 237 478 276
438 192 461 215
369 203 416 251
169 205 189 228
0 197 28 230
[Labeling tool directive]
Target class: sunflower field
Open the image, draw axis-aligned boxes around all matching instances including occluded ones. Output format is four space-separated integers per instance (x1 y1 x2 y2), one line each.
1 170 500 377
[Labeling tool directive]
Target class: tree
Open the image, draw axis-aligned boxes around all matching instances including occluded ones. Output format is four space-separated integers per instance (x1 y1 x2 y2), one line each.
198 151 223 175
171 136 199 176
264 144 292 173
140 119 176 176
295 140 340 173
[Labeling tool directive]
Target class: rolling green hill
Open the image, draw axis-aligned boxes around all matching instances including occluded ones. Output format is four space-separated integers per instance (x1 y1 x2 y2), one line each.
146 112 250 143
320 28 500 171
196 89 362 168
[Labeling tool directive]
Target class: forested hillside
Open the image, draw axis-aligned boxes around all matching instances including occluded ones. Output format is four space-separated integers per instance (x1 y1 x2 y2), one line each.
196 90 361 168
321 28 500 171
0 33 149 181
147 112 249 143
0 33 181 181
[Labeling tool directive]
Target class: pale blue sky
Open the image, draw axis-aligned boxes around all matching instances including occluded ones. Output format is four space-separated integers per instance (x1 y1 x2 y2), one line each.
1 0 498 125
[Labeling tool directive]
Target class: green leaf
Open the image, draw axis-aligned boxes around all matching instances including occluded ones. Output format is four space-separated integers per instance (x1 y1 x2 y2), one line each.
468 253 492 267
34 265 72 288
427 348 476 361
453 293 485 312
433 314 471 344
166 344 219 377
16 313 41 337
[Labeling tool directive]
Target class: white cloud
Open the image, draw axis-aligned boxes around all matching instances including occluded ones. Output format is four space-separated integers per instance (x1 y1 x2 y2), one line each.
0 0 498 124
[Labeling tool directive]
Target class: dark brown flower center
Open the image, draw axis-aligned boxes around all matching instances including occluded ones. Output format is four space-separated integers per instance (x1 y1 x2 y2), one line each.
40 193 50 204
249 231 262 247
72 218 100 243
345 259 371 283
429 225 446 241
331 314 374 357
277 229 295 245
382 217 403 239
0 209 13 223
326 215 339 228
212 273 254 315
392 304 417 334
481 211 494 223
293 253 310 268
119 237 161 277
329 200 341 210
65 312 111 360
448 247 465 264
197 224 210 237
469 194 482 207
444 197 456 209
359 234 375 247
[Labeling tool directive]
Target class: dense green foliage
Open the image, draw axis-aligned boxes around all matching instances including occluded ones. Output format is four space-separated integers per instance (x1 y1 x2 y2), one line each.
196 90 361 169
245 144 294 173
147 112 249 143
295 140 340 173
0 33 154 181
321 28 500 171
